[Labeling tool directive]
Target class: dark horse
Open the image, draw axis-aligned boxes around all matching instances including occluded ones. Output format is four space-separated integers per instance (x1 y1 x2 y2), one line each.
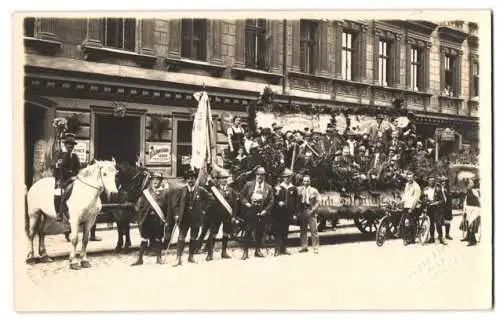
101 162 151 253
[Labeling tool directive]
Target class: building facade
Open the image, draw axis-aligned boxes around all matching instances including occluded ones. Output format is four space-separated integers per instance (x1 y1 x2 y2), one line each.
23 18 480 186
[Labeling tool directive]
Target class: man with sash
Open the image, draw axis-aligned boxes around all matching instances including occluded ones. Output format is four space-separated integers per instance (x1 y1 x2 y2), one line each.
423 176 447 245
173 169 213 266
131 172 169 266
206 171 239 261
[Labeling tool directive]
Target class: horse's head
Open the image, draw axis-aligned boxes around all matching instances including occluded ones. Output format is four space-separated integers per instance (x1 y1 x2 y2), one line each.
115 163 151 203
94 159 119 197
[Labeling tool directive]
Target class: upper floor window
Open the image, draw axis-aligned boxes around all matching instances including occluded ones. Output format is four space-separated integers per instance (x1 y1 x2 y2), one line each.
378 39 391 86
24 17 36 37
181 19 207 61
300 20 319 74
342 32 354 81
472 60 479 98
245 19 267 70
443 54 457 96
102 18 136 51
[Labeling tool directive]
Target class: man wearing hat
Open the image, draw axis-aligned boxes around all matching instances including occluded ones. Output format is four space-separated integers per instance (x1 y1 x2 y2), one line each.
172 169 213 266
423 176 446 245
273 169 297 256
369 114 389 145
239 166 274 260
51 132 81 222
131 172 169 266
205 171 239 261
439 176 454 240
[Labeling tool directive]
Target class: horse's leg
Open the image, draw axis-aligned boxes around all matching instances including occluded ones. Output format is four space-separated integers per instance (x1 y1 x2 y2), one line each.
38 216 52 263
124 220 131 252
26 212 39 264
115 218 124 253
68 215 81 270
80 221 92 268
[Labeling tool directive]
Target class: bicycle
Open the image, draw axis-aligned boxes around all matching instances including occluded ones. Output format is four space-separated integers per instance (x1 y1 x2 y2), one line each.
400 202 431 246
375 201 403 247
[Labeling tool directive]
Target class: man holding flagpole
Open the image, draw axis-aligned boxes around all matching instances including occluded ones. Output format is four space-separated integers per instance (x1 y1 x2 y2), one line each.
131 172 169 266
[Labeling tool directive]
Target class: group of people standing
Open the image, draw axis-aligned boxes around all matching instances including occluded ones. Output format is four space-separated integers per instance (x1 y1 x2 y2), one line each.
131 164 323 266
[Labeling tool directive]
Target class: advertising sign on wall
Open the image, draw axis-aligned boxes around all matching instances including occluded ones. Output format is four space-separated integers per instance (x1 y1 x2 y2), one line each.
146 142 172 165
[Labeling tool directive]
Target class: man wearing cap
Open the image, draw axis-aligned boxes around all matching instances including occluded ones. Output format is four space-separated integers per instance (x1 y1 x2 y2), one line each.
423 176 446 245
51 132 82 222
172 169 213 266
131 172 169 266
239 166 274 260
273 169 298 256
206 172 239 261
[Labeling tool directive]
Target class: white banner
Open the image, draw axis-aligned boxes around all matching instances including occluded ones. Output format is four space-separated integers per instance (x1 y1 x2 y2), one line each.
191 91 215 169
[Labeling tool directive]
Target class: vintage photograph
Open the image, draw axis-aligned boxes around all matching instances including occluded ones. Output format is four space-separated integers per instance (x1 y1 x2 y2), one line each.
13 11 492 311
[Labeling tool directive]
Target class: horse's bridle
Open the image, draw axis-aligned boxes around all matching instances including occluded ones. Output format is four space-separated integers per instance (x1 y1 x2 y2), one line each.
76 166 106 192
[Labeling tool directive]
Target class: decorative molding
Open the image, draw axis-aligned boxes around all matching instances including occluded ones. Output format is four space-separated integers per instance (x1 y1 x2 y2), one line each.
438 95 463 113
342 19 367 32
81 45 157 68
287 71 332 93
438 25 467 49
164 57 226 77
230 67 283 85
24 36 63 56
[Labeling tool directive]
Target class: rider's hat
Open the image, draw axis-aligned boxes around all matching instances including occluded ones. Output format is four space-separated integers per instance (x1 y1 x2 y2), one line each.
151 172 164 179
63 132 77 146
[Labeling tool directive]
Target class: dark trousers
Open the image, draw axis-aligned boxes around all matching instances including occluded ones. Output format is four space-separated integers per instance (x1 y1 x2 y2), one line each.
178 213 201 242
242 208 265 250
428 205 443 239
403 208 418 242
273 212 291 252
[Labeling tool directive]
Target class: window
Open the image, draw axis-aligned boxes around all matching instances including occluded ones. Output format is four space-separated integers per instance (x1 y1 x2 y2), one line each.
444 54 456 96
472 60 479 97
410 47 420 91
378 40 390 86
342 32 354 80
176 119 194 178
245 19 267 70
181 19 207 61
24 17 36 37
102 18 136 51
300 20 319 74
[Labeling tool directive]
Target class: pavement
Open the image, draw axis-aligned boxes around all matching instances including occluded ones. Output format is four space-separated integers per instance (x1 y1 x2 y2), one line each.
15 214 491 311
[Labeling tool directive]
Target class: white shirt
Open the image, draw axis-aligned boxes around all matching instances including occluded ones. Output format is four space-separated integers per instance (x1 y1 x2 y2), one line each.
424 186 435 201
403 181 421 209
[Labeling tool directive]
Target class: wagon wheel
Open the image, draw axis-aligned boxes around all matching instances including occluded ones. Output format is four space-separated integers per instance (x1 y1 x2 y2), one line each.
354 215 380 234
417 215 430 245
375 215 390 247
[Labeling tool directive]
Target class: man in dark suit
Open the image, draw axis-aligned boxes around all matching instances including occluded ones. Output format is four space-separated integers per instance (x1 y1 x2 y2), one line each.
131 172 169 266
423 176 447 245
239 166 274 260
273 169 298 256
206 172 239 261
172 169 213 266
51 132 81 222
440 176 454 240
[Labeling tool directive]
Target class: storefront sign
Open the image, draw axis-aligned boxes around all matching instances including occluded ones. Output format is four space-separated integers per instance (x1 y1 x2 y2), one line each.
146 142 172 165
441 128 456 141
73 140 89 163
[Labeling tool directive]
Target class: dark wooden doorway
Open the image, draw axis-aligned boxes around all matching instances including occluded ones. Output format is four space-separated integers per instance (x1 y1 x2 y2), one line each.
24 103 46 187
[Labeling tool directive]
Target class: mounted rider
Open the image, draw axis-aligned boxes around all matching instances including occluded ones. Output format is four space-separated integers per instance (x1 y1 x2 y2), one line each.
51 132 81 222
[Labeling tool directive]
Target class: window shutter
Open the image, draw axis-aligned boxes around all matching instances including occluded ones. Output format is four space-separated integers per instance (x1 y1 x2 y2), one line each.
265 20 273 71
181 19 191 58
373 32 380 83
352 32 360 80
418 48 426 91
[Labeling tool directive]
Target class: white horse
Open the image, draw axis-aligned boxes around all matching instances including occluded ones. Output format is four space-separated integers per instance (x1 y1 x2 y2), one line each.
25 160 118 270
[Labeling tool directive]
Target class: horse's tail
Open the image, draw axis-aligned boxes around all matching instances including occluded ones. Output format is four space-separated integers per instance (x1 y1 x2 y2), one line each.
24 192 29 237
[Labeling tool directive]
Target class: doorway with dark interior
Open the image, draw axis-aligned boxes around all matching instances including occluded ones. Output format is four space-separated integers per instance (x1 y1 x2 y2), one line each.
94 114 141 165
24 103 46 188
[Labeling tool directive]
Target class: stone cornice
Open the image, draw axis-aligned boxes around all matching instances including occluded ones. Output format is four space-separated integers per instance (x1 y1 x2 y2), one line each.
24 36 63 56
438 25 468 48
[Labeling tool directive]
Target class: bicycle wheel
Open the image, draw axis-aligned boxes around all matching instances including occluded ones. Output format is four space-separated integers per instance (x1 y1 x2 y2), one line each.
417 215 431 245
376 215 390 247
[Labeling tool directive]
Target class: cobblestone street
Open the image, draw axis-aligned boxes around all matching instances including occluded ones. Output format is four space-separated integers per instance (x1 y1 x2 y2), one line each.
15 216 491 310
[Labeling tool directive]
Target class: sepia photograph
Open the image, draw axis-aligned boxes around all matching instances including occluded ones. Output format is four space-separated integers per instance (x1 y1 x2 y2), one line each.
12 9 492 311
